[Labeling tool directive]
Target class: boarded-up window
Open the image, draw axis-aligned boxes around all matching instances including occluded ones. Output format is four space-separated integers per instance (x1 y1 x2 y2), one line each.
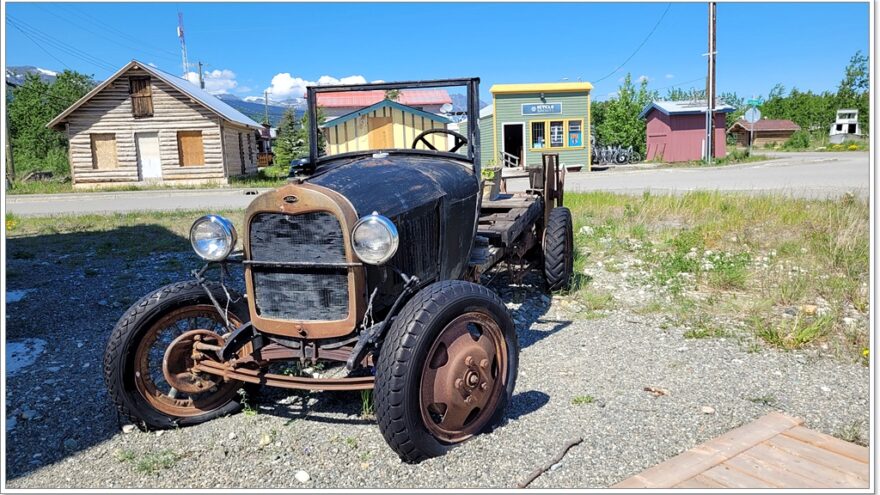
129 77 153 117
177 131 205 166
90 134 118 169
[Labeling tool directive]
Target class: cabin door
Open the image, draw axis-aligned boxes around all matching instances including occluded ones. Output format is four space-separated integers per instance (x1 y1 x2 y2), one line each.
368 117 394 149
136 132 162 180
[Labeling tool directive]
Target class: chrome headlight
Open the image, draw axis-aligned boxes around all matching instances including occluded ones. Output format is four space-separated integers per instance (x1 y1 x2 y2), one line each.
351 212 399 265
190 215 237 261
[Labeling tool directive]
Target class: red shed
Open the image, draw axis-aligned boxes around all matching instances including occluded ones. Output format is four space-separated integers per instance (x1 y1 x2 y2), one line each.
639 100 735 162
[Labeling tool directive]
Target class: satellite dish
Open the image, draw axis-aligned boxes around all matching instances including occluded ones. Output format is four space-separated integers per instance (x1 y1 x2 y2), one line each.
440 103 453 113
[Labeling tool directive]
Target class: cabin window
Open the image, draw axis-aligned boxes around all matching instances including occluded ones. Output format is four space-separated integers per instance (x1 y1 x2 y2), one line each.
836 124 843 131
90 133 118 170
177 131 205 166
530 122 546 149
129 77 154 117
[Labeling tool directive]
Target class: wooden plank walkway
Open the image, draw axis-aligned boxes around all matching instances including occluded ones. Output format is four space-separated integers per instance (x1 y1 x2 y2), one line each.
613 412 870 489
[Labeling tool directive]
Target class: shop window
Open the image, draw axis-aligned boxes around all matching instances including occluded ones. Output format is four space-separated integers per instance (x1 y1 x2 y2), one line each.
568 121 583 147
177 131 205 166
549 121 564 148
90 133 118 169
531 122 545 149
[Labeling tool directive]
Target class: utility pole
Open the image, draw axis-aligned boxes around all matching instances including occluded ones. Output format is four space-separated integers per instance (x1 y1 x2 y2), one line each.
198 61 205 90
705 2 717 164
263 90 270 125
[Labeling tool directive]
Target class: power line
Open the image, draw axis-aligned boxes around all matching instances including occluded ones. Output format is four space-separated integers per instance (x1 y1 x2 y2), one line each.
593 3 672 83
7 21 72 71
38 5 180 65
62 4 181 58
7 16 117 72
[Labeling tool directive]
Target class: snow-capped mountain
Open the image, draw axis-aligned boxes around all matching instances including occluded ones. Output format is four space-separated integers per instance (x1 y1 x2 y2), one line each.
6 65 60 85
215 93 302 126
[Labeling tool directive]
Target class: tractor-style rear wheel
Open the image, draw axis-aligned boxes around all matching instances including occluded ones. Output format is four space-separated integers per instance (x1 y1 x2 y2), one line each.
543 206 574 291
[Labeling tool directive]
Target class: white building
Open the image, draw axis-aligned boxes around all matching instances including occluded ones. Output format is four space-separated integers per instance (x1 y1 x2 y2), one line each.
829 109 862 144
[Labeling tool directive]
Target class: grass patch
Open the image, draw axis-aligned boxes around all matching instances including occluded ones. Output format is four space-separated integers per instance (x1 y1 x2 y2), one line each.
835 420 867 446
748 394 777 407
571 395 595 405
135 450 179 475
752 314 835 349
360 390 375 418
565 191 868 361
115 449 137 463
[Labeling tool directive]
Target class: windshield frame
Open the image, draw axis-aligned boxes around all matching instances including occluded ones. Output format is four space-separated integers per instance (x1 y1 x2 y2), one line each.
307 78 481 177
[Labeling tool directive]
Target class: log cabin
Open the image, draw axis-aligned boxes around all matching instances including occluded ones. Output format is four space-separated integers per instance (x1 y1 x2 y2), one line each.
48 60 262 188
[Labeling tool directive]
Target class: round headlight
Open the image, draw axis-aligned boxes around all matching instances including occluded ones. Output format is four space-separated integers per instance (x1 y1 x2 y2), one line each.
190 215 237 261
351 212 399 265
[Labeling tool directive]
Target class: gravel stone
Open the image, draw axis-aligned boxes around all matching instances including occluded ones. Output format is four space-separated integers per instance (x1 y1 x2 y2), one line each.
3 250 870 489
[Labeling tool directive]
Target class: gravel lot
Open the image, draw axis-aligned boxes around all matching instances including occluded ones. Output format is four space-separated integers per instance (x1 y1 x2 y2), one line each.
4 229 870 489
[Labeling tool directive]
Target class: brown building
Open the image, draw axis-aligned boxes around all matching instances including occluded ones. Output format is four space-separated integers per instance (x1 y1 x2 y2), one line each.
728 119 801 148
48 60 262 188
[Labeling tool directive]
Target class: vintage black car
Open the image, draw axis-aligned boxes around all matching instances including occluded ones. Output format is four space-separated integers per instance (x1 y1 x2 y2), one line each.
103 78 574 462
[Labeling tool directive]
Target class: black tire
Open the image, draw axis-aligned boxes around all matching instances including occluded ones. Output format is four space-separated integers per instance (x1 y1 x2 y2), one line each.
543 207 574 291
103 280 249 429
374 280 519 463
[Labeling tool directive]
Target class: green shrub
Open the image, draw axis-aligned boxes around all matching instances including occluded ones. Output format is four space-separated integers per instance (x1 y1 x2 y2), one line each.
783 130 811 150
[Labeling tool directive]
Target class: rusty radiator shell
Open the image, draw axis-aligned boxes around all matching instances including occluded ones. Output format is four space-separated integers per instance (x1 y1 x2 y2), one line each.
243 183 365 340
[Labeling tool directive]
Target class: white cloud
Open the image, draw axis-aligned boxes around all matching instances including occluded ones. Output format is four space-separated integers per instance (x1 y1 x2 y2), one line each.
665 73 674 79
264 73 369 99
235 85 252 94
185 68 238 94
638 75 650 83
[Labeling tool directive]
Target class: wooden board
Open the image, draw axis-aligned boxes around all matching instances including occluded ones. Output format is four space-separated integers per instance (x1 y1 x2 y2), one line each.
178 130 206 167
612 412 869 489
477 194 543 245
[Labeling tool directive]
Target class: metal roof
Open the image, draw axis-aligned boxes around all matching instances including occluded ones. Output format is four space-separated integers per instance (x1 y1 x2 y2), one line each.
321 99 451 128
316 89 452 108
639 100 736 119
729 119 801 133
48 60 261 130
490 82 593 94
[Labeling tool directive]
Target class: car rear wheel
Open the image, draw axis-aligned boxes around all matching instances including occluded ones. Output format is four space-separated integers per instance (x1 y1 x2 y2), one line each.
543 206 574 291
374 280 518 463
103 281 249 429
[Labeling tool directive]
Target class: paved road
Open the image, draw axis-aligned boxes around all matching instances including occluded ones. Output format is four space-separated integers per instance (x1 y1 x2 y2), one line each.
511 151 870 199
5 151 870 216
6 187 271 216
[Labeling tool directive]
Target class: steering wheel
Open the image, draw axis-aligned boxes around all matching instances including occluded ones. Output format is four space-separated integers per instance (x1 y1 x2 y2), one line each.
411 129 469 153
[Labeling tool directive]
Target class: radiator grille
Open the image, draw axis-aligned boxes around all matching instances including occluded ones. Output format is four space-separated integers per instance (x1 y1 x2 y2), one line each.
392 205 439 281
249 212 349 321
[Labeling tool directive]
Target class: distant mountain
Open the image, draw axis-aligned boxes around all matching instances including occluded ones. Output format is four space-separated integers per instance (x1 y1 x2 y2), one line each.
6 65 60 85
449 93 490 114
216 93 303 126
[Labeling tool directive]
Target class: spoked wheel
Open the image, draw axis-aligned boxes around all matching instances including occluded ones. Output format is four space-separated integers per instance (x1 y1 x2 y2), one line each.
133 305 242 418
419 312 508 443
104 281 250 429
375 280 518 463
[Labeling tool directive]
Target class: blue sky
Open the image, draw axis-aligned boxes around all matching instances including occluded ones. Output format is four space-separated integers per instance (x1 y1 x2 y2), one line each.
5 2 870 102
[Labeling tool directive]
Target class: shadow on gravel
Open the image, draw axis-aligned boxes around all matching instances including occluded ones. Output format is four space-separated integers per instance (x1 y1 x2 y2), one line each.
506 390 550 421
253 388 376 426
5 224 195 480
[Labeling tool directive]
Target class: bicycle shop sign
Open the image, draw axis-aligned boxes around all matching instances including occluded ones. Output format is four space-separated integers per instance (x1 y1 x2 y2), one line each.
521 103 562 115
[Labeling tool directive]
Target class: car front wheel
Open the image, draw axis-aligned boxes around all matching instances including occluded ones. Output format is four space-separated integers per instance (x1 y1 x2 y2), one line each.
374 280 519 463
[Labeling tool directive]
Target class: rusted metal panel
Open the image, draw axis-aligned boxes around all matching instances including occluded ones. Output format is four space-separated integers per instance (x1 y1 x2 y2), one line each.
243 183 366 340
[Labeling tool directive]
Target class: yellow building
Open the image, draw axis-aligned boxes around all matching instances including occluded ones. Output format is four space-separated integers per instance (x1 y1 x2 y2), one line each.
321 100 452 155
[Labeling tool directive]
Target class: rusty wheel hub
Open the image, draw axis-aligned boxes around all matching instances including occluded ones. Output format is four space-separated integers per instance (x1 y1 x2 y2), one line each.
133 305 243 417
163 330 225 394
419 312 508 443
